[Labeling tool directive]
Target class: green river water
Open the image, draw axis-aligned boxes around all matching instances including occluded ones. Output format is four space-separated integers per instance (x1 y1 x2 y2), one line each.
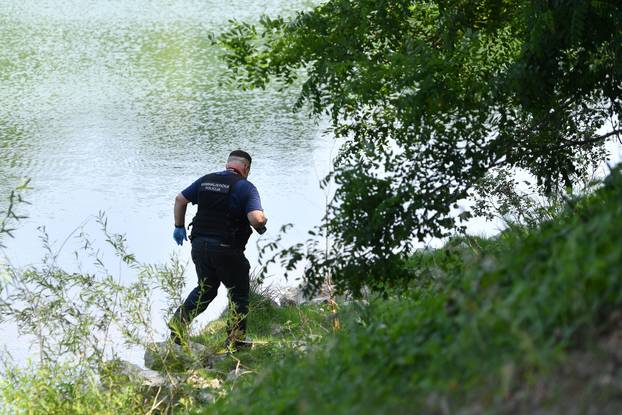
0 0 331 364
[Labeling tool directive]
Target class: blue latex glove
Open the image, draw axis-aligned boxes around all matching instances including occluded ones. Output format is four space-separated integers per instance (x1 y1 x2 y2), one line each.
173 227 187 245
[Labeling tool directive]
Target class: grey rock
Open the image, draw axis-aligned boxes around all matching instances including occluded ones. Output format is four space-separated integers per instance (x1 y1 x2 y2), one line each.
203 352 228 368
309 296 331 305
278 286 332 306
111 359 178 390
226 370 237 382
296 343 309 352
107 358 228 409
195 390 215 403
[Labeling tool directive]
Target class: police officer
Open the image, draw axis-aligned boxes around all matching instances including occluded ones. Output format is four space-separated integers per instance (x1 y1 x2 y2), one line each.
169 150 267 348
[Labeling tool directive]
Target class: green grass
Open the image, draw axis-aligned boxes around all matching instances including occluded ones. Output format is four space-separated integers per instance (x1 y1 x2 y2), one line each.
3 166 622 414
196 167 622 414
0 363 143 415
194 288 333 383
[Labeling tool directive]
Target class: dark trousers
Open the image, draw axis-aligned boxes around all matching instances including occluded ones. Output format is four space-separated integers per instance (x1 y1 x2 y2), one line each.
171 236 250 338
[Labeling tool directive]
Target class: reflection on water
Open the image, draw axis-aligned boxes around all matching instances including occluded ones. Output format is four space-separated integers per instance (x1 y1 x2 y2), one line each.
0 0 332 364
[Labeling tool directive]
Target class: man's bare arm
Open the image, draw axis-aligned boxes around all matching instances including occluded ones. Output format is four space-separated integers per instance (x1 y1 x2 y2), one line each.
247 210 267 231
174 193 189 227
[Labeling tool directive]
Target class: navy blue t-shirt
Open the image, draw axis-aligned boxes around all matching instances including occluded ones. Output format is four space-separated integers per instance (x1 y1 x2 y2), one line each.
181 171 263 215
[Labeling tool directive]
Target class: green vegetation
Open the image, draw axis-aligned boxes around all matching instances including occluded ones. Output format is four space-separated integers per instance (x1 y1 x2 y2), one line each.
216 0 622 295
0 289 330 414
198 166 622 414
196 297 332 386
0 364 143 414
1 166 622 413
1 2 621 412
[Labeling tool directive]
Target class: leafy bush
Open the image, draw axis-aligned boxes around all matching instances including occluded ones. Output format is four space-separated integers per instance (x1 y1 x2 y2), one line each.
0 209 190 413
216 0 622 295
0 363 142 415
201 167 622 414
2 167 621 413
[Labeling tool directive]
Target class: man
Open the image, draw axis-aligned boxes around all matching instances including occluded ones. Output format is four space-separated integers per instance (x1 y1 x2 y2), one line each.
169 150 267 349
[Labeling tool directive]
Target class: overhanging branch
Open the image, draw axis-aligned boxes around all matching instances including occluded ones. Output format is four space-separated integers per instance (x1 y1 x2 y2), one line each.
561 129 622 147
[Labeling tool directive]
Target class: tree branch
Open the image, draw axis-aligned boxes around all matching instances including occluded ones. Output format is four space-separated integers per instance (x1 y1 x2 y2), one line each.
561 129 622 147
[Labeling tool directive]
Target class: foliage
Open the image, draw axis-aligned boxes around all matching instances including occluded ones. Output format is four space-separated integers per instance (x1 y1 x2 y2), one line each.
2 166 621 413
0 179 30 248
216 0 622 294
470 166 568 227
201 300 331 381
199 165 622 415
0 363 143 415
0 212 186 367
0 207 192 413
0 195 332 413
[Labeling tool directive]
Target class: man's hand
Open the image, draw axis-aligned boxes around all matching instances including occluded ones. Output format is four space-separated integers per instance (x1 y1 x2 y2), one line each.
173 193 190 245
173 226 187 245
247 210 267 234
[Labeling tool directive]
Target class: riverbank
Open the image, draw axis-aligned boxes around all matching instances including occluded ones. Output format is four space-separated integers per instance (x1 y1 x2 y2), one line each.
200 167 622 414
3 167 622 414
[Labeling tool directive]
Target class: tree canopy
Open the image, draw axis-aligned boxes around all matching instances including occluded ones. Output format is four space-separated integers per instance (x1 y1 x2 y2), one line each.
217 0 622 295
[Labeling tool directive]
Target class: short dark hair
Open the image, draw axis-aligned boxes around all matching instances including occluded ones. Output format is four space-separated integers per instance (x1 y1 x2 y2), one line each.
229 150 252 166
